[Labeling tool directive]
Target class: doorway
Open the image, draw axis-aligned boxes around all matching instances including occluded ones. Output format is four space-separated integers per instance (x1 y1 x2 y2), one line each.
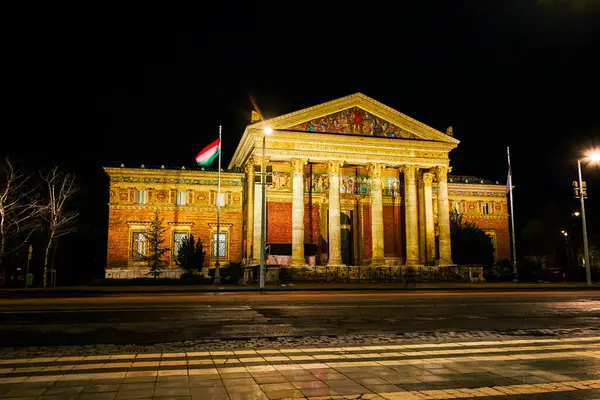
341 210 353 265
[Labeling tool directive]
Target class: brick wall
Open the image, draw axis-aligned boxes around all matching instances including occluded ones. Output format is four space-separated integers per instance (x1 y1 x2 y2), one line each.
107 207 243 269
266 201 320 245
267 202 292 243
383 204 403 258
304 202 320 244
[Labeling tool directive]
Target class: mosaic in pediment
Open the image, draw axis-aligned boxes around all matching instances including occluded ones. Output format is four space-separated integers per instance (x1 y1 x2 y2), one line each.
289 107 416 138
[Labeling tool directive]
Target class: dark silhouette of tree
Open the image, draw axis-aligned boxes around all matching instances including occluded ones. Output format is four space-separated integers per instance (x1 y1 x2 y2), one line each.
175 234 205 274
450 209 494 266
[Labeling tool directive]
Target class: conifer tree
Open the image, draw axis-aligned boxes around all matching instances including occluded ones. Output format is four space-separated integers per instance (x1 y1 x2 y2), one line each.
143 210 169 278
175 234 205 274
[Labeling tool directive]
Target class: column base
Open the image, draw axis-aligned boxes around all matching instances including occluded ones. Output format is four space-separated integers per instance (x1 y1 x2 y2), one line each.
290 264 308 268
435 260 456 267
370 258 386 267
327 260 344 267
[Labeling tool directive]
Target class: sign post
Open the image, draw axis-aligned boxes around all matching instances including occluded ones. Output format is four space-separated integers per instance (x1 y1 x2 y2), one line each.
25 244 32 291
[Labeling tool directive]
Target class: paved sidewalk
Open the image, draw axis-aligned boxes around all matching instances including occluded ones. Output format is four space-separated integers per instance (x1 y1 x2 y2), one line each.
1 282 598 299
1 331 600 399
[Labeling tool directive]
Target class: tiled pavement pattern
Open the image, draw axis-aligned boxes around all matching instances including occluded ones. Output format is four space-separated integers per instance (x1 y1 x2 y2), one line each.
1 332 600 399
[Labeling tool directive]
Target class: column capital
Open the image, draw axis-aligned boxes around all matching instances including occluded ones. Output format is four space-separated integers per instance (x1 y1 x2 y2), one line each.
290 158 308 173
367 162 386 177
244 162 254 174
434 166 451 181
326 160 344 175
403 165 417 180
422 172 434 187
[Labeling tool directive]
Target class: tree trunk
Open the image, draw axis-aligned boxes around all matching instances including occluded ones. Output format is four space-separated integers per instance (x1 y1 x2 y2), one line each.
0 217 5 285
43 231 55 288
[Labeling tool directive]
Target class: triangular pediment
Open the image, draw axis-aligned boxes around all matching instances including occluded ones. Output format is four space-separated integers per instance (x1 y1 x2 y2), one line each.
250 92 459 144
288 106 417 139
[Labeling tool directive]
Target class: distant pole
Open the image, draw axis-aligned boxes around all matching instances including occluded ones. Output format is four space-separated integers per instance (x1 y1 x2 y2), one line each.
577 159 592 285
507 147 518 281
25 244 32 291
214 125 222 285
259 134 266 290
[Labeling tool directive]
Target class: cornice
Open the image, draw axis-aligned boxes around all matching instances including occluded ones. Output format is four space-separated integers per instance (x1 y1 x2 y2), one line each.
448 190 507 198
463 214 509 221
104 167 243 177
448 182 506 192
110 205 243 211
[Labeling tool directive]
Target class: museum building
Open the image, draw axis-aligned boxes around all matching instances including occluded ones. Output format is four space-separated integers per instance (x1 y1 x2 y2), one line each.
104 93 509 278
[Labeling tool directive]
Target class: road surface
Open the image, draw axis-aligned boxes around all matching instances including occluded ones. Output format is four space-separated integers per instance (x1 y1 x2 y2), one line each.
0 290 599 346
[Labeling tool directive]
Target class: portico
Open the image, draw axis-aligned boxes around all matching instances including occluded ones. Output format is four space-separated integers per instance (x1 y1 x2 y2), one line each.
229 93 459 267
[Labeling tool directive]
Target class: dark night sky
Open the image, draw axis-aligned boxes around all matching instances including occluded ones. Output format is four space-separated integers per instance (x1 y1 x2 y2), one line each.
4 1 600 272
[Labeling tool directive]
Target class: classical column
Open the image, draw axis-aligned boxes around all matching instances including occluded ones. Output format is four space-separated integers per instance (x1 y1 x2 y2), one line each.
417 172 426 264
422 172 436 262
290 158 308 266
435 166 452 264
252 157 269 263
368 163 385 265
244 160 255 262
404 165 419 265
327 160 344 266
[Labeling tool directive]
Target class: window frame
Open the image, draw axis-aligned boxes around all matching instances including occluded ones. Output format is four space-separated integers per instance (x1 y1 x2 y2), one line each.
482 202 490 215
172 231 189 258
176 191 187 206
212 232 227 258
135 190 147 204
131 230 149 259
208 223 233 265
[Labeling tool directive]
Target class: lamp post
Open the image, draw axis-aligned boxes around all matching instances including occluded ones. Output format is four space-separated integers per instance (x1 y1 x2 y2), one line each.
561 230 569 271
577 150 600 286
259 126 272 290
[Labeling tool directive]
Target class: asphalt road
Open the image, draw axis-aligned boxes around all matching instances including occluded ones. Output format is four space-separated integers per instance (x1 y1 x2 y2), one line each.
1 290 599 347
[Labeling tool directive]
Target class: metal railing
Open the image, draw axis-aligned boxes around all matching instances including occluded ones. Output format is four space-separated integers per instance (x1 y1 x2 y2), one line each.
243 265 482 284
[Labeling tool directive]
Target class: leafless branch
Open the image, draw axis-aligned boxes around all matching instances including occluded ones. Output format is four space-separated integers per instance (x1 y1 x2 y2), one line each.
0 157 42 267
40 166 79 287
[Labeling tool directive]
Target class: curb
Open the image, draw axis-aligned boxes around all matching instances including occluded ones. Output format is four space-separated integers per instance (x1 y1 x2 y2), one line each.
0 284 598 298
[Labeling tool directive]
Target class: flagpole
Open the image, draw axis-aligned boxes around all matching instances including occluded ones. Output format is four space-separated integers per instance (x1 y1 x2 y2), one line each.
214 125 222 284
507 146 518 281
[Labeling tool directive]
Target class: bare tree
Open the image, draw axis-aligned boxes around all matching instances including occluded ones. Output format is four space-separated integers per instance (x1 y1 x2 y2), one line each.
40 167 79 288
0 157 41 281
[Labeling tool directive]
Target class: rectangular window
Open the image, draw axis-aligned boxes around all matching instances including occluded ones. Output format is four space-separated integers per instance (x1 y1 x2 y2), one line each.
173 231 188 256
131 232 148 258
135 190 147 204
176 191 187 205
482 202 490 214
213 232 227 257
454 202 460 214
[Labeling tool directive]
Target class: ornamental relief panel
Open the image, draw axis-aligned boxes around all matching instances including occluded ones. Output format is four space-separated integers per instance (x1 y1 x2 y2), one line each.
196 192 209 205
289 106 416 138
154 190 168 203
271 172 291 191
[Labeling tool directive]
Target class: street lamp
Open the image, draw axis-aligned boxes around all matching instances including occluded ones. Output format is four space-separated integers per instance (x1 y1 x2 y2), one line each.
259 126 272 290
577 149 600 286
561 230 570 270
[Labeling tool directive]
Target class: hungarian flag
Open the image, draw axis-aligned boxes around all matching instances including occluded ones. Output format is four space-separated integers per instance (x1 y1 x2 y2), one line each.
195 138 220 167
506 166 512 194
